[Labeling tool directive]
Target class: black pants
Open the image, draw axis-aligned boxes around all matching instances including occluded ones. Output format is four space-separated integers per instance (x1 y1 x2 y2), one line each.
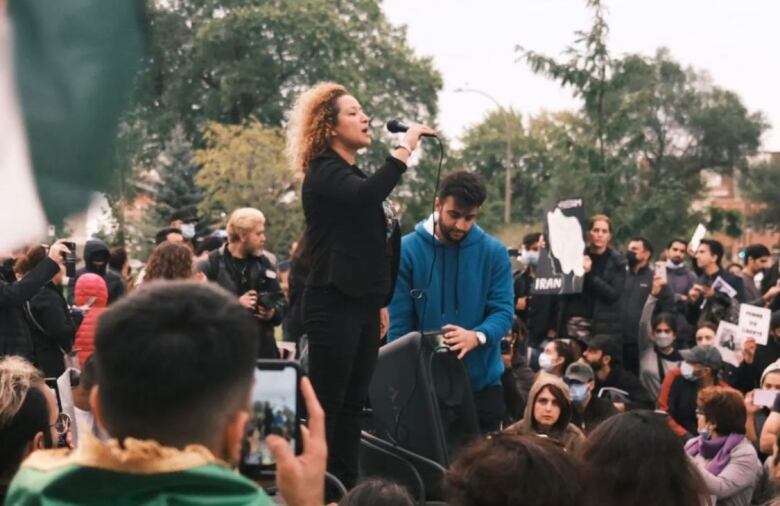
302 286 381 490
473 384 505 433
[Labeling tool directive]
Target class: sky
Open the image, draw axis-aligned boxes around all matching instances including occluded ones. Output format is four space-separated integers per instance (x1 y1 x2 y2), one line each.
382 0 780 151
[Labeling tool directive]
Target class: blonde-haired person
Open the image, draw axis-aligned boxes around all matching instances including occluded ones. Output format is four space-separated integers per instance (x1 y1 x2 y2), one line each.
288 82 434 491
197 207 285 359
0 356 62 500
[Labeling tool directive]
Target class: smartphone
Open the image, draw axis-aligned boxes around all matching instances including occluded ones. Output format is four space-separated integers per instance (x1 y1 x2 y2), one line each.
754 389 778 408
654 261 667 283
240 360 302 477
60 241 77 278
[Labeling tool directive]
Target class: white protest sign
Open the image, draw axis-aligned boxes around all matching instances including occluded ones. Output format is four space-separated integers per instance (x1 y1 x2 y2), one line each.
57 368 79 447
715 321 742 367
739 304 771 346
712 276 738 299
689 224 707 253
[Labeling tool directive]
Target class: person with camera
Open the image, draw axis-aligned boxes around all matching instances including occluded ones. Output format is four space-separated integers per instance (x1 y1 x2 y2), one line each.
1 242 70 360
199 207 285 359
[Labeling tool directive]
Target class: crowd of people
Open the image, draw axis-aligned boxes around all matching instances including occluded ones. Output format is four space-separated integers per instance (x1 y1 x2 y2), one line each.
2 80 780 506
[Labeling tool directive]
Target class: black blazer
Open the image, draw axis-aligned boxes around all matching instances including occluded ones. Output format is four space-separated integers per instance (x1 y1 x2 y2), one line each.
302 149 404 306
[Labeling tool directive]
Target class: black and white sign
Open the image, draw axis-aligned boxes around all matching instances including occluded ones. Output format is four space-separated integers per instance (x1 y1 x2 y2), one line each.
532 198 586 295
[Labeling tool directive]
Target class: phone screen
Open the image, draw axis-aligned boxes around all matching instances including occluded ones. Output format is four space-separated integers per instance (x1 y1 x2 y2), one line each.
242 363 299 470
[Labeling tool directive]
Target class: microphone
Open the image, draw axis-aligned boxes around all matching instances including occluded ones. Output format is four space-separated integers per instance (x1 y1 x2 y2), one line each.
386 119 437 137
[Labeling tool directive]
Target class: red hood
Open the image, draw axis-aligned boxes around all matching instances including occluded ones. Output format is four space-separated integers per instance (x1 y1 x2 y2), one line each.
74 273 108 307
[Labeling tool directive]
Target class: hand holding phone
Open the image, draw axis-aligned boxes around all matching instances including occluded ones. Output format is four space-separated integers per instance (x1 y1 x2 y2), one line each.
266 376 326 506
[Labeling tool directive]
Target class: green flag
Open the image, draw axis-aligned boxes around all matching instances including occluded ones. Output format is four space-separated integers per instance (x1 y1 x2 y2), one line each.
8 0 145 228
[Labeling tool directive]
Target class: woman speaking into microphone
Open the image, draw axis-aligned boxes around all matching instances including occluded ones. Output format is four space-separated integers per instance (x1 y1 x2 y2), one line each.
287 82 434 490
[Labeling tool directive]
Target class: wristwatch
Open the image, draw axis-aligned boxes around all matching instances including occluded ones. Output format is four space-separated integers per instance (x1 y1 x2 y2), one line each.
474 331 487 346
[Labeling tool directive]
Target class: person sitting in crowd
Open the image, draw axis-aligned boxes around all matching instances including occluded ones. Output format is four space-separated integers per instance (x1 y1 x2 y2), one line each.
5 281 326 505
538 338 576 377
443 433 582 506
564 362 617 434
1 242 69 361
732 311 780 393
582 334 654 412
579 410 708 506
501 317 535 426
659 345 730 440
637 276 683 398
505 374 585 453
696 321 718 346
744 360 780 458
143 241 199 282
12 245 75 378
0 356 61 501
67 239 124 305
557 214 626 351
72 273 108 366
339 478 414 506
752 431 780 505
685 386 762 506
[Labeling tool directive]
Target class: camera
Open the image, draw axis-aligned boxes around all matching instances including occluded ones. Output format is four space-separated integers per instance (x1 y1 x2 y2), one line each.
500 337 513 355
60 241 77 278
257 291 284 311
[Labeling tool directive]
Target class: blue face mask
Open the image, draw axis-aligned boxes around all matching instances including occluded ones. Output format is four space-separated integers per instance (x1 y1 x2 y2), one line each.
569 383 589 404
522 249 540 266
698 428 710 440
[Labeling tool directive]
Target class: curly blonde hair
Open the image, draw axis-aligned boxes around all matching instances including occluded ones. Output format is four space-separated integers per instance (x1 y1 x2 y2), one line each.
0 356 43 427
286 82 348 174
144 242 194 282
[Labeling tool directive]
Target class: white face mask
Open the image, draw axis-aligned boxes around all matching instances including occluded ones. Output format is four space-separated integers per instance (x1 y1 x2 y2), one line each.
180 223 196 240
654 331 675 348
538 352 555 372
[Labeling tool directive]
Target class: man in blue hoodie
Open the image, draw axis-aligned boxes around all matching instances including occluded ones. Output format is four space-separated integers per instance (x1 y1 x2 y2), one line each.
388 171 514 433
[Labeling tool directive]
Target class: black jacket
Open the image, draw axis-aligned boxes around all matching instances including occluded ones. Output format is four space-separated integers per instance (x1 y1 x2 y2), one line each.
0 257 59 359
732 338 780 393
201 245 285 359
302 149 404 307
595 364 654 411
762 261 780 311
513 269 557 347
559 247 627 340
571 394 618 434
67 239 125 305
620 264 674 345
27 283 76 377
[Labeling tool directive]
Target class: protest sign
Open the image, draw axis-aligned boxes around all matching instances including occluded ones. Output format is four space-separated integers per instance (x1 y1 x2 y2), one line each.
532 198 586 295
739 304 771 346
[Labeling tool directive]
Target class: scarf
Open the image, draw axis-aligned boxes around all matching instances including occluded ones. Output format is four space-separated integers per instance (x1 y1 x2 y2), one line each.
686 433 745 475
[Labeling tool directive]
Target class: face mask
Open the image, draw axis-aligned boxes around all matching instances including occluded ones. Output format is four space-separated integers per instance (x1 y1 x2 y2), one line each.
626 250 639 268
654 332 675 348
538 352 555 372
569 383 589 404
180 223 196 240
681 362 697 381
698 427 710 440
667 259 684 269
522 250 540 266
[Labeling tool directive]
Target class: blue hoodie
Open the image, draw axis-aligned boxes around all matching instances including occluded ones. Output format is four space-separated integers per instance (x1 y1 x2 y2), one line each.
388 216 514 391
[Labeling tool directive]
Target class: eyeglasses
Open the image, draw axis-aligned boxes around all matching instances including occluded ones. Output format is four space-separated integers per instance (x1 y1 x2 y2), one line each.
51 412 71 436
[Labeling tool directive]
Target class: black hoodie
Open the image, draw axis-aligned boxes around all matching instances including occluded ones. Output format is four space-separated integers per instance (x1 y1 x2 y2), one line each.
67 239 125 305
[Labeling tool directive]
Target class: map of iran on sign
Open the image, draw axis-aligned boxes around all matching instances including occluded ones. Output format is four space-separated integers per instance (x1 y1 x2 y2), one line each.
738 304 771 346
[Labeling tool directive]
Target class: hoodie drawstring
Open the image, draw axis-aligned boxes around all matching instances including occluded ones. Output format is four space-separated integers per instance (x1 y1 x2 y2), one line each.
455 244 461 315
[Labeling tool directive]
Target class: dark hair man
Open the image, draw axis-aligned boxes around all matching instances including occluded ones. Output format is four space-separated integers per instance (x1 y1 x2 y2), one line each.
6 281 326 506
688 239 746 325
621 237 674 375
742 244 774 306
388 171 514 433
665 238 698 346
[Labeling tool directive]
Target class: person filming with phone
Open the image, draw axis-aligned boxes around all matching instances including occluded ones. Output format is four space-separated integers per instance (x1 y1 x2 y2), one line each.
1 241 71 361
5 281 328 506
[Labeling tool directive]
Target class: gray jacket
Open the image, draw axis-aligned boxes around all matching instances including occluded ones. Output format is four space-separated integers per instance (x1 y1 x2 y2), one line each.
688 437 762 506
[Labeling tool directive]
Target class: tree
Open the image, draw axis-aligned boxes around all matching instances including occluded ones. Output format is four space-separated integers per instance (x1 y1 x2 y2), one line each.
194 118 303 253
741 158 780 228
149 125 203 226
516 0 766 247
457 109 554 227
